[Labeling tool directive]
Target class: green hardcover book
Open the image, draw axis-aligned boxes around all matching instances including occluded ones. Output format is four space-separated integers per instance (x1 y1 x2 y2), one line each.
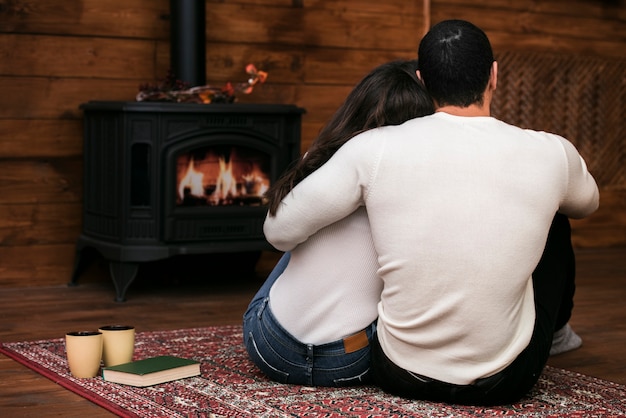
102 355 201 387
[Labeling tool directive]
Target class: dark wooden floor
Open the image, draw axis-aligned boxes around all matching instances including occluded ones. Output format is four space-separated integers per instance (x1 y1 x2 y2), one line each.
0 248 624 417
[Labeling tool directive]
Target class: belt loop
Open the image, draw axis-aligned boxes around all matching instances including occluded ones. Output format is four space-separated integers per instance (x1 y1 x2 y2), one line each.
306 344 314 385
257 297 269 319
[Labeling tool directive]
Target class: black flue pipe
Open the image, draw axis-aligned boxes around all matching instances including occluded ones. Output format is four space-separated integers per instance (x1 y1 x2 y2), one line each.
170 0 206 87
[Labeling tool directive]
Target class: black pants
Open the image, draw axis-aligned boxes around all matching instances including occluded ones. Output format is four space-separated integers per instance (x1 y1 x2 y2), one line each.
371 213 575 405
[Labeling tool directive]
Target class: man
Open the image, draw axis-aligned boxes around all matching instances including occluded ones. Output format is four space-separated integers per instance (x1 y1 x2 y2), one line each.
264 20 599 405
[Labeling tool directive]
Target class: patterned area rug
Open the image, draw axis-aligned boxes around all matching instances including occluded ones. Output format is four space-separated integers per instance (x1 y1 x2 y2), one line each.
1 325 625 417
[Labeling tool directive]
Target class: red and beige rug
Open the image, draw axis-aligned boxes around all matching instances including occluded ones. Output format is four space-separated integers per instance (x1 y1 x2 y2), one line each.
1 325 625 417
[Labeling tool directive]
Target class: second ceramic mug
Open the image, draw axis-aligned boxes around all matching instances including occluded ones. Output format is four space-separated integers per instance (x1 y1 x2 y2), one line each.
98 325 135 367
65 331 103 378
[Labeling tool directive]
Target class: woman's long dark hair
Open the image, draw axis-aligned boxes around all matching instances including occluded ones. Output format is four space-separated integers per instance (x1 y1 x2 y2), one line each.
266 59 435 216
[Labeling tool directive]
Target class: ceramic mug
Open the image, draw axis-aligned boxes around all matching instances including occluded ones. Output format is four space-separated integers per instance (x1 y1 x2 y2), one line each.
65 331 103 378
98 325 135 367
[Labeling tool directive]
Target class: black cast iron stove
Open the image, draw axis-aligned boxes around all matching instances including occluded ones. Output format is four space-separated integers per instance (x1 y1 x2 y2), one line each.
70 101 304 301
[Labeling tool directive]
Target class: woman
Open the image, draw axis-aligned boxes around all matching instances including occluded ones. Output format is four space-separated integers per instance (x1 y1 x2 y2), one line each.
243 60 435 386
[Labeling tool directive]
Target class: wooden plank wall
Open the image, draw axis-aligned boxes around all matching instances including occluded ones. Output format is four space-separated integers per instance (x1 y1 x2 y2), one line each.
0 0 623 288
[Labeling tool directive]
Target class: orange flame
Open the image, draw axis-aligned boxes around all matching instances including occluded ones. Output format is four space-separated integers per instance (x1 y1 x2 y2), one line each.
210 156 238 205
177 149 271 206
178 159 204 200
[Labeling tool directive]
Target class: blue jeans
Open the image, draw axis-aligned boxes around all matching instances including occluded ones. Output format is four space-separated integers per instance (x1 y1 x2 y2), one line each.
243 253 376 387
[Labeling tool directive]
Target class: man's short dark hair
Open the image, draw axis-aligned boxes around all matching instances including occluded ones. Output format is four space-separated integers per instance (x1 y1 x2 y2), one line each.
417 20 494 107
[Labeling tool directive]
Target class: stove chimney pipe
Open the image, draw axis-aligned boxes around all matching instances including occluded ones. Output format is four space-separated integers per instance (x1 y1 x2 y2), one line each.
170 0 206 87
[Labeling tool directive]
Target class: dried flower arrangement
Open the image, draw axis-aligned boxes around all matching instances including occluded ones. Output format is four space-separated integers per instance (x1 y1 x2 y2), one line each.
136 64 268 104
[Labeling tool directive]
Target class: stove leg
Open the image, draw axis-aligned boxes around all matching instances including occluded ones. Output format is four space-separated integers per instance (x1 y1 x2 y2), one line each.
68 245 92 287
69 249 84 287
109 261 139 303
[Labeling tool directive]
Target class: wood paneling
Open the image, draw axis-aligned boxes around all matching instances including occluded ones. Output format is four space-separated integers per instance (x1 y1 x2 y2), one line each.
0 0 624 288
0 77 138 119
0 35 156 79
0 243 76 287
431 1 626 57
0 120 83 158
0 0 169 38
0 160 82 204
0 203 82 245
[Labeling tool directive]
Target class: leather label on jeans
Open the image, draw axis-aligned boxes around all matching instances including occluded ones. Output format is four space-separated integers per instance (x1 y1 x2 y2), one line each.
343 330 369 353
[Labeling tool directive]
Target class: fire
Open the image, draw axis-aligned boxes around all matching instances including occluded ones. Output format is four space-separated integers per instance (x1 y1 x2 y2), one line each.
176 148 270 206
178 159 204 200
211 156 238 205
242 173 269 196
